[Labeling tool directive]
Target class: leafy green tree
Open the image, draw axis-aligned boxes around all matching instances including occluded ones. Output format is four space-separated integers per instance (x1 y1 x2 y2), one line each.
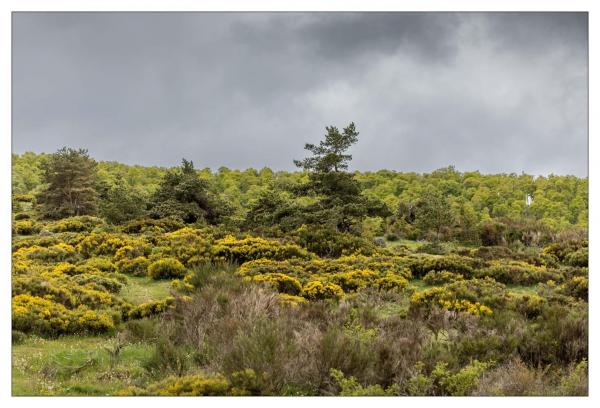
293 123 390 232
100 176 147 224
36 147 100 219
148 159 230 224
413 188 454 241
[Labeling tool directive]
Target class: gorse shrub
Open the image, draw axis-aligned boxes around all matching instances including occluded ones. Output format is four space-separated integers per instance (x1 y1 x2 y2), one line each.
212 235 312 263
411 278 508 316
542 239 588 264
154 227 213 266
14 220 41 235
120 217 185 234
12 294 115 336
423 270 465 285
302 281 344 301
127 297 175 319
557 276 588 301
250 273 303 296
49 216 105 232
13 243 78 263
148 258 187 280
117 256 150 276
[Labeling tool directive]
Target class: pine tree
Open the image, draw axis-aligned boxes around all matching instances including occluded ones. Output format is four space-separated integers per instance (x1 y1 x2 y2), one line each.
37 147 100 219
293 123 390 232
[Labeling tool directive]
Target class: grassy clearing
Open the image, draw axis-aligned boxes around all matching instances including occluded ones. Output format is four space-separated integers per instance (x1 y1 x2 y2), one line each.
12 334 154 396
507 284 539 296
120 276 174 305
385 238 424 251
408 279 429 292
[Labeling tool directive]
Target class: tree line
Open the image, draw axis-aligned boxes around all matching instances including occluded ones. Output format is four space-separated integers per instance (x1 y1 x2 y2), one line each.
12 123 587 246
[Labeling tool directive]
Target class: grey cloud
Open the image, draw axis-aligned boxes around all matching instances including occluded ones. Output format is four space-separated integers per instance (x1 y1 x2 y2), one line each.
12 12 588 176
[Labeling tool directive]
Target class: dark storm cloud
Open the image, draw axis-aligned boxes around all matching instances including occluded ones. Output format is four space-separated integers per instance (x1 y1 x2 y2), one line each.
12 12 588 176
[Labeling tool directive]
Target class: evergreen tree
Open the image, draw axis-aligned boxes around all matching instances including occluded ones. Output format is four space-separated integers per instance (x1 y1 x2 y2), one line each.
148 159 230 224
36 147 99 219
293 123 390 232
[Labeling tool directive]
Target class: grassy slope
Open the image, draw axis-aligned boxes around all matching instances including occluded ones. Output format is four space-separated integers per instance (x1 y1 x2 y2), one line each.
12 335 153 395
12 276 171 396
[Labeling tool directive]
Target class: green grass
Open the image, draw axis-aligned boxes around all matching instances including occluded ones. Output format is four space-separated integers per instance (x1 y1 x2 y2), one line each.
120 276 173 305
384 238 424 251
408 279 430 292
12 335 154 395
507 284 539 296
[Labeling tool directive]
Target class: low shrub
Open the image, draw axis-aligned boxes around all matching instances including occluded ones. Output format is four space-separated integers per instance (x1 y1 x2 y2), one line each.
13 243 78 263
384 233 399 242
474 246 514 260
117 374 231 396
152 227 213 266
250 273 303 296
14 220 40 235
127 297 175 319
148 258 187 279
374 274 409 292
117 256 150 276
404 360 492 396
557 276 588 301
542 239 588 264
302 281 344 301
423 270 465 285
49 216 105 233
292 225 378 258
330 368 397 396
411 278 508 316
12 294 115 336
213 235 312 263
407 255 476 278
564 247 588 267
475 261 562 285
120 217 185 234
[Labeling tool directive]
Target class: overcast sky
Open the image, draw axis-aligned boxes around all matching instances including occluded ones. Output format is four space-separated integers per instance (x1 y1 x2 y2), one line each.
12 12 588 176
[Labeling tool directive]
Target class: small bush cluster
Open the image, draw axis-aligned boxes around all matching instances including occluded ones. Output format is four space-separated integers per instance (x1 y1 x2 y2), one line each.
12 294 115 336
411 278 508 316
475 260 562 285
148 258 187 280
236 254 411 300
212 235 312 263
48 216 105 232
115 374 231 396
407 255 477 278
423 270 465 285
127 297 175 319
13 219 41 235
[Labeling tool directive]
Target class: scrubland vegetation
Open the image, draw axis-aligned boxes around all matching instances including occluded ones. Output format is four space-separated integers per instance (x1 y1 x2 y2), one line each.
12 123 587 396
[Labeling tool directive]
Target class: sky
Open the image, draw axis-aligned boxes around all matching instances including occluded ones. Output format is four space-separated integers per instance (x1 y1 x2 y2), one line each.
12 12 588 176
